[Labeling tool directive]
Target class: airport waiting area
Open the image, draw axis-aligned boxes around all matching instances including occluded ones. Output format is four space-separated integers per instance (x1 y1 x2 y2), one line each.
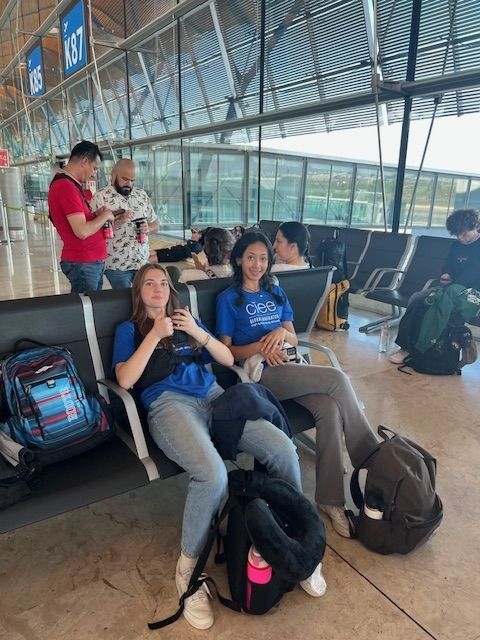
1 0 480 638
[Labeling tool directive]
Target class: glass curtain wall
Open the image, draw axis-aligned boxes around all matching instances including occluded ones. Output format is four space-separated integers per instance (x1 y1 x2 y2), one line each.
1 0 480 233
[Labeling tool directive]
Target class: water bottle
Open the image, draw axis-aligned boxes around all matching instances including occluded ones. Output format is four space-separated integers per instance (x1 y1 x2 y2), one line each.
246 546 272 609
364 503 384 520
378 320 390 353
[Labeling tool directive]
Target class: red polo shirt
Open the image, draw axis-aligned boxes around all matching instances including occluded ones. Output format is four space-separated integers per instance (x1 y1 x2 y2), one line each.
48 174 107 262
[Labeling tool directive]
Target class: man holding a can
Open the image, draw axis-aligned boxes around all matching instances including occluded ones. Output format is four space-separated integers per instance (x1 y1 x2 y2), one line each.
92 158 159 288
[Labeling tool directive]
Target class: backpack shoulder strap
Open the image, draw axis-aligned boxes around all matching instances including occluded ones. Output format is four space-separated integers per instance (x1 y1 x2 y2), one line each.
147 496 240 630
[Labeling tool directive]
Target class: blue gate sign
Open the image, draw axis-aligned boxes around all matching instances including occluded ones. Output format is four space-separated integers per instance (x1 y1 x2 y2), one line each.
61 0 87 78
26 43 45 97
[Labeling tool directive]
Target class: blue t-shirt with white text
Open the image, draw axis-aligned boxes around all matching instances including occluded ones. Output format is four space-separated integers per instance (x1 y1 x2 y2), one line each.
215 284 294 345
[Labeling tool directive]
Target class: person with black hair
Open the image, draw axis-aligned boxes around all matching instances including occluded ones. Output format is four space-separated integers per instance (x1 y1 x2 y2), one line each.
272 221 312 271
48 140 114 293
216 232 378 538
390 208 480 364
179 227 235 282
149 228 206 263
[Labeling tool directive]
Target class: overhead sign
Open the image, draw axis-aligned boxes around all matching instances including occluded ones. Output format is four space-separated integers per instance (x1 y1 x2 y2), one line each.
26 43 46 97
0 149 10 168
61 0 87 78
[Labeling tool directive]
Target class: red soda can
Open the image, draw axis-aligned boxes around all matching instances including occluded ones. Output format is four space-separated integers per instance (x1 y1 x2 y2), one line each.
135 219 147 244
103 221 113 239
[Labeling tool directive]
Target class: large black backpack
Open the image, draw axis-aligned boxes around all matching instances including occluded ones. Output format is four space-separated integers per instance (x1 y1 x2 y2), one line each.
349 426 443 555
149 469 326 629
315 229 348 282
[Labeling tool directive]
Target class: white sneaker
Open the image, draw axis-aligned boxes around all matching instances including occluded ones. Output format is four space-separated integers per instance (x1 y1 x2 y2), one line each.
175 558 214 630
389 349 409 364
317 504 351 538
299 561 326 597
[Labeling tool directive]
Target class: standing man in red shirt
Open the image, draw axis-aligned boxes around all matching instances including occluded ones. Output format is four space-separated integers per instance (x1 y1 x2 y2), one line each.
48 140 114 293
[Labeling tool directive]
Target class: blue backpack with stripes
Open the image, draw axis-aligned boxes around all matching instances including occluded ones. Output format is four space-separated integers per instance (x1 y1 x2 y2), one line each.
0 343 113 465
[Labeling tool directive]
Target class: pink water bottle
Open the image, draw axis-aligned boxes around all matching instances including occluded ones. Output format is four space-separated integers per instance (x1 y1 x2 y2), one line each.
246 546 272 609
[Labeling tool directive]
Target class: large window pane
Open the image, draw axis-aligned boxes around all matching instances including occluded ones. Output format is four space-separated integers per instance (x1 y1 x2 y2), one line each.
431 177 453 227
303 162 331 224
327 165 353 225
351 167 378 227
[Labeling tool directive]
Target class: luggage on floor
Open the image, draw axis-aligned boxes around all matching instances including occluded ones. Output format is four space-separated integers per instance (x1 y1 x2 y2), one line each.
396 291 478 375
349 426 443 555
148 469 326 629
316 279 350 331
0 341 113 465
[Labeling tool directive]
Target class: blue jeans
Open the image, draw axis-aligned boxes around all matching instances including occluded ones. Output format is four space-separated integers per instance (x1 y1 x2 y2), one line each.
148 383 301 557
60 260 105 293
104 269 137 289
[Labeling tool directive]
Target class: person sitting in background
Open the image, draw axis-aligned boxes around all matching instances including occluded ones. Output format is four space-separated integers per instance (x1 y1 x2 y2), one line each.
390 208 480 364
216 232 379 538
149 228 206 263
179 227 235 282
231 225 245 241
112 263 325 630
272 221 312 272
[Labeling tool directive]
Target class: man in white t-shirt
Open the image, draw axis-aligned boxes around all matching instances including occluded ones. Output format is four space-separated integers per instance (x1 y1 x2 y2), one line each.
92 159 158 288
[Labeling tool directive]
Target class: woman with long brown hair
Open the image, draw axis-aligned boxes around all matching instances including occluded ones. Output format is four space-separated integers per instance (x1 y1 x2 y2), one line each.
112 263 319 630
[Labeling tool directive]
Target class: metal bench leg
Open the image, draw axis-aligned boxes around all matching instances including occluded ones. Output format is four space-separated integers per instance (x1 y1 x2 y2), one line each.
295 431 316 454
358 306 402 334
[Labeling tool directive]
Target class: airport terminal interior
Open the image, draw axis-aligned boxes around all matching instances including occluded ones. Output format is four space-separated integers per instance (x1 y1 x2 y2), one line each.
1 0 480 639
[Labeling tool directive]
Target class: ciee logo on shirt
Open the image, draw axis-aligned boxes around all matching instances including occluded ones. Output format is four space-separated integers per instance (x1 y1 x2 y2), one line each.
245 300 277 315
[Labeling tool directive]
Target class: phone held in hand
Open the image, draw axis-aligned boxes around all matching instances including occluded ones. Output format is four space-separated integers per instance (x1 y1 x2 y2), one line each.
113 208 125 216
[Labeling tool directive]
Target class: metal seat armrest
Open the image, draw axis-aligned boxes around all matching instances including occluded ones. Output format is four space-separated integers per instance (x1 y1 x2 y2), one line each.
422 278 437 290
297 339 341 370
365 268 406 292
97 378 150 461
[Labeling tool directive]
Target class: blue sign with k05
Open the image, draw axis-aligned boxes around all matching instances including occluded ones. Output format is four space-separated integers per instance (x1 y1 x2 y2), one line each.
26 43 45 97
61 0 87 78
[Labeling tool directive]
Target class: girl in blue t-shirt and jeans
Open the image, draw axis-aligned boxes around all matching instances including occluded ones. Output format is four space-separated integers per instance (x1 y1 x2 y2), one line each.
216 233 379 540
112 263 324 630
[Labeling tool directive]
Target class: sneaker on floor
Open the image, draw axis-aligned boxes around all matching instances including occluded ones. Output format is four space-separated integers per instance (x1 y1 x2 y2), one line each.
389 349 409 364
317 504 351 538
175 558 214 630
299 561 326 597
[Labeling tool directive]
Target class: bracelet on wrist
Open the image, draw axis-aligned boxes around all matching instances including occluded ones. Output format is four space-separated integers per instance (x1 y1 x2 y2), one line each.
200 333 211 347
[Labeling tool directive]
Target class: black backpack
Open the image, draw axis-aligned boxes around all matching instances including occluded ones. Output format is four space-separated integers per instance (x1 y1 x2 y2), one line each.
349 426 443 555
149 469 326 629
315 229 348 282
401 324 473 376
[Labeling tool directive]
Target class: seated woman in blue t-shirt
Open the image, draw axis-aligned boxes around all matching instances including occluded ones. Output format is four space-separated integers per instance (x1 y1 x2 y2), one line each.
112 263 324 631
216 232 379 540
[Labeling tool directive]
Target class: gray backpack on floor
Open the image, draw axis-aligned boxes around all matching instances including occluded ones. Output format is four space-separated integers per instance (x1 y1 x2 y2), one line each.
349 426 443 554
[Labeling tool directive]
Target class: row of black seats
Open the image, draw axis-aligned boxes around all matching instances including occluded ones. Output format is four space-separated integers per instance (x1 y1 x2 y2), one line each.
258 220 458 332
0 267 336 533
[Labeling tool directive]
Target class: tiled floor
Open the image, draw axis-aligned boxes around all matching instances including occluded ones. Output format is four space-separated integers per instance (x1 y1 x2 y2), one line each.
1 221 479 639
